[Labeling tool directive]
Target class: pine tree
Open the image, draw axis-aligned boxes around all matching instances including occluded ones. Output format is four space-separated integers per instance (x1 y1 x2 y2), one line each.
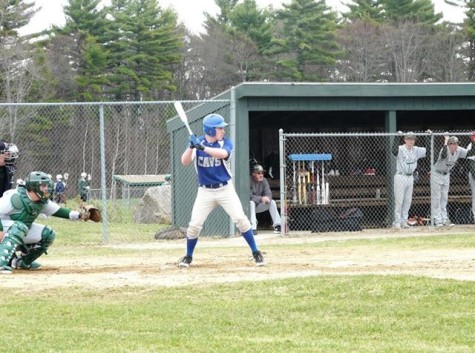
105 0 182 100
269 0 341 81
58 0 109 101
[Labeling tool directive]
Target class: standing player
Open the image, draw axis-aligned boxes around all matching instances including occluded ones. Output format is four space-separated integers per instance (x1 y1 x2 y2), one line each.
77 172 89 202
178 114 265 267
54 174 66 204
467 131 475 223
391 130 431 228
431 134 475 226
0 171 98 273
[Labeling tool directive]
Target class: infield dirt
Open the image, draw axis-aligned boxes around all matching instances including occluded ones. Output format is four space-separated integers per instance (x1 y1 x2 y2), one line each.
1 226 474 291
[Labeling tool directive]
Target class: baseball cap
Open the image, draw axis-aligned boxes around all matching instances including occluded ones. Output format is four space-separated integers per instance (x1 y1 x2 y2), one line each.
252 164 266 174
448 136 459 144
404 132 416 140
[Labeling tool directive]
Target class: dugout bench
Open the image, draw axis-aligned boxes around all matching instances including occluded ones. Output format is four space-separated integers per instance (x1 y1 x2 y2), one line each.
267 173 473 230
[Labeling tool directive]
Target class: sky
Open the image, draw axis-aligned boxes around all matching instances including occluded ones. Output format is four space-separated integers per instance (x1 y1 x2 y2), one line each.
20 0 466 36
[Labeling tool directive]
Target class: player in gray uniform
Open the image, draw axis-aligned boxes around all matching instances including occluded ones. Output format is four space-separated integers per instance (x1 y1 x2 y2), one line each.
431 134 475 226
0 171 89 273
178 114 265 268
467 132 475 223
392 131 431 228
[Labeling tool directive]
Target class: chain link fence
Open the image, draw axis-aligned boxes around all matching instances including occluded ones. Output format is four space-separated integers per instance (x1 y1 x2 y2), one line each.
0 101 229 243
279 131 475 234
2 102 474 242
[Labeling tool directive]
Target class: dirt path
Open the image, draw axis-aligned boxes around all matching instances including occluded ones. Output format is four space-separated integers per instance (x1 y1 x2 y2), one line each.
1 226 474 291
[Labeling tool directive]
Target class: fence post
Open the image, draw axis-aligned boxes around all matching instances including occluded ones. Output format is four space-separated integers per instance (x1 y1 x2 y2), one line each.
99 104 108 243
279 129 287 235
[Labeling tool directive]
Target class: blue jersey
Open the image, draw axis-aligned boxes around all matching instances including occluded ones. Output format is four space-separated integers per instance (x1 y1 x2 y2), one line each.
193 136 233 185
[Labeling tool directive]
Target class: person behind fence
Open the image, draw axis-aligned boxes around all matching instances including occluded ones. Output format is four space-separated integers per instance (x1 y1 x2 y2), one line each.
0 141 19 198
431 134 475 227
54 174 66 204
392 130 431 229
177 113 265 268
467 131 475 223
77 172 89 202
0 171 95 273
250 164 281 234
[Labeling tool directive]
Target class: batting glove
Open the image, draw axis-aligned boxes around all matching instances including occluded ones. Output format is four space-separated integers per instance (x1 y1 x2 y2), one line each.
188 134 197 149
189 135 204 150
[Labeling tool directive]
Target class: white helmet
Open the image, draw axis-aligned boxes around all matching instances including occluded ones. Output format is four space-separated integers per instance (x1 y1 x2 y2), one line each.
81 172 87 178
56 174 63 181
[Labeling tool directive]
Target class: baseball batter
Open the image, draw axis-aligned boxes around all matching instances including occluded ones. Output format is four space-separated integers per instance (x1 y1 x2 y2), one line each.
0 171 95 273
431 134 475 226
392 131 430 228
178 114 265 267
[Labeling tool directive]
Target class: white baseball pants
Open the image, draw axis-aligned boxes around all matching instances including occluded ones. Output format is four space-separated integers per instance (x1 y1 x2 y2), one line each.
431 172 450 225
393 174 414 226
187 182 251 238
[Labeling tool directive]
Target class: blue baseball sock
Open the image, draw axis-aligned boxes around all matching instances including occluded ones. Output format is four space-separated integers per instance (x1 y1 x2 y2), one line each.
186 237 198 257
241 228 258 253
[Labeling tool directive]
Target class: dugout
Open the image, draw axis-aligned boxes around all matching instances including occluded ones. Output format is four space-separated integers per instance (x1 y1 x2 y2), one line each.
167 83 475 236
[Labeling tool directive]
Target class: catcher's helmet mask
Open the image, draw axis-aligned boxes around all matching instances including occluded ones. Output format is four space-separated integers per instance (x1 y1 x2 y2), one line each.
25 171 54 203
203 114 228 137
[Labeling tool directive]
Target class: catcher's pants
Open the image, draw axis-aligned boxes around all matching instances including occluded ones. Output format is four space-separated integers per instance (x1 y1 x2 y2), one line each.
393 174 414 226
250 200 281 230
1 220 47 244
469 172 475 222
187 182 251 238
431 173 450 225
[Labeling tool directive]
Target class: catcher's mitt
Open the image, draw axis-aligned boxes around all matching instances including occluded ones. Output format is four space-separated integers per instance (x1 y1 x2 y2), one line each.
80 205 102 222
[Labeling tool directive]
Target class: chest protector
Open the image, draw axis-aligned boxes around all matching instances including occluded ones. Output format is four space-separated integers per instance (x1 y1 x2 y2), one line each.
9 187 44 228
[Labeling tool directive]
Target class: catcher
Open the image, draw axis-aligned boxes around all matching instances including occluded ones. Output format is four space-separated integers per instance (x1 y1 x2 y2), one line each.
0 171 101 273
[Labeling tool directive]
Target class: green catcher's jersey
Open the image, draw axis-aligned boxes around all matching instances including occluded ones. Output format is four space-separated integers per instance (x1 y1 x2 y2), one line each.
0 187 60 229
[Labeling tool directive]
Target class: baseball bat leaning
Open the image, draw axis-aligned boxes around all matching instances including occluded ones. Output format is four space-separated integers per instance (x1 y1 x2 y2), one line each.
292 161 297 203
310 161 315 204
297 161 302 204
174 101 194 136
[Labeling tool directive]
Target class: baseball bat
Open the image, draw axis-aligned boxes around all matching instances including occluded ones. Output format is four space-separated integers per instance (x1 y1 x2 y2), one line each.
297 161 302 204
292 161 297 203
174 101 194 136
316 162 320 204
321 162 326 204
310 161 315 204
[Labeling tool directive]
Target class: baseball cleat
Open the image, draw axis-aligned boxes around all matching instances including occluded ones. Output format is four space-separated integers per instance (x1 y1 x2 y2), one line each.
0 265 13 274
252 251 266 267
14 258 41 270
178 255 192 268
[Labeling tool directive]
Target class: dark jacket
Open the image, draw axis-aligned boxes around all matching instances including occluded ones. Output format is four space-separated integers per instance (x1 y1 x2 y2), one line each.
0 165 15 197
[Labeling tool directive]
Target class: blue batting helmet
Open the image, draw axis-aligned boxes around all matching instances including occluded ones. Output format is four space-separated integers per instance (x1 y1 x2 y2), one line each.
203 114 228 137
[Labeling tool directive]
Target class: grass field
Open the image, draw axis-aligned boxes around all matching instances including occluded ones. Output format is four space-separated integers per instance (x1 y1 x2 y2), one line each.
0 224 474 353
